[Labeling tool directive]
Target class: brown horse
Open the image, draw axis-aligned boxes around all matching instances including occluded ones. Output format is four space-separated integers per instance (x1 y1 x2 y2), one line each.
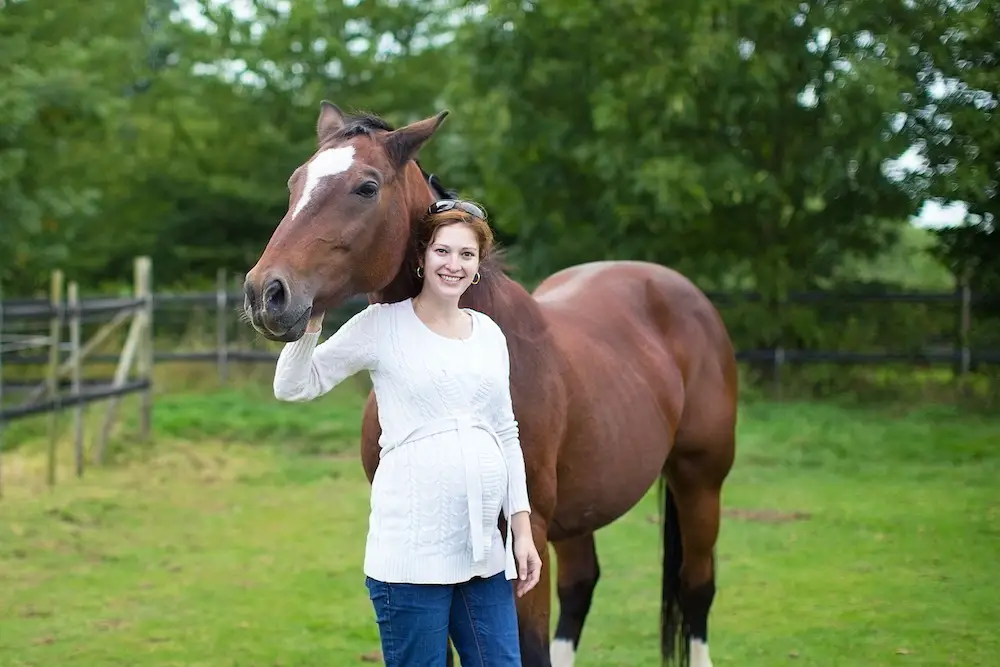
243 102 738 667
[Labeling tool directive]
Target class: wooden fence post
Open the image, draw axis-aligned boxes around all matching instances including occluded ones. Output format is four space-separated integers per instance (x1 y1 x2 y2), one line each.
0 280 5 500
94 257 147 462
216 267 228 386
68 281 84 478
232 271 246 376
773 292 786 402
137 256 153 442
47 269 64 488
956 274 972 397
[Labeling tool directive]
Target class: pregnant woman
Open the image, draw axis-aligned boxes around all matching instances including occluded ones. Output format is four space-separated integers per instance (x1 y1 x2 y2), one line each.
272 198 541 666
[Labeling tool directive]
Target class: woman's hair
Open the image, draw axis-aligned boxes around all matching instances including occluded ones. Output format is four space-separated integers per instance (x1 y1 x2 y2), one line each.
416 201 495 261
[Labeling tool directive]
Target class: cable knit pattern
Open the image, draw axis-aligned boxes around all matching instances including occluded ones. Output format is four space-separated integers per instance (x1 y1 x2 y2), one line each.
272 298 531 584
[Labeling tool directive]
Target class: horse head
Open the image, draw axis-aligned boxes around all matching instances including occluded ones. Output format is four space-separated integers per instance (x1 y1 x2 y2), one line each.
243 101 449 342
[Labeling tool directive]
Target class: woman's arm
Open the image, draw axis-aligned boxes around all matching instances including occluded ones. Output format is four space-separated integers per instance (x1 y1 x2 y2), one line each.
493 328 532 527
272 303 381 402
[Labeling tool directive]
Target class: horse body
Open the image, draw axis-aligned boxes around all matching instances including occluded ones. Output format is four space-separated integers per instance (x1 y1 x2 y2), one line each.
360 258 737 665
536 260 737 667
535 262 686 536
244 104 737 667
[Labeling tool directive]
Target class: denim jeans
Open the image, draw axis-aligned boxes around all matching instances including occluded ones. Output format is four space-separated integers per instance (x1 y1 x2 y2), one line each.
365 572 522 666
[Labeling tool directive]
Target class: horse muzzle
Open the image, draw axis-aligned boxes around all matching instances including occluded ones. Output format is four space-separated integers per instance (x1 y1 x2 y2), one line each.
243 273 312 342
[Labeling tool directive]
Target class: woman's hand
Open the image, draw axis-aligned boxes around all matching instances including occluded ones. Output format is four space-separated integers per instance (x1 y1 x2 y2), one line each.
306 311 325 333
511 512 541 597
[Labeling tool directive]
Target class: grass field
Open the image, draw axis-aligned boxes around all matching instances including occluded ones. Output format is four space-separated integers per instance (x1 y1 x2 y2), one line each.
1 380 998 667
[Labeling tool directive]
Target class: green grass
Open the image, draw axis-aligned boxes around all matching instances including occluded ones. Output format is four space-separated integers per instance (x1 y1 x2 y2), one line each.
1 383 998 667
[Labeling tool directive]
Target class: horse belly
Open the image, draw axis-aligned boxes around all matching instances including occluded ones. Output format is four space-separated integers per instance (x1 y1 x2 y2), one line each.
549 344 681 540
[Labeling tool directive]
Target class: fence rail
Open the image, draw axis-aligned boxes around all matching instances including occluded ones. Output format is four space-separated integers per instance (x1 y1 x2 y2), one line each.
1 288 994 321
2 297 147 321
5 286 997 373
5 347 1000 367
1 379 151 422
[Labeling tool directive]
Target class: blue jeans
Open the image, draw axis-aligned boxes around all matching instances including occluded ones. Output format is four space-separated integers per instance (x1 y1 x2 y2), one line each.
365 572 522 666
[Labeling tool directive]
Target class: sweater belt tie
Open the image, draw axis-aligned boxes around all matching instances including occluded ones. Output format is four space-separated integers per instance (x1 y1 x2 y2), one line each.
381 415 516 578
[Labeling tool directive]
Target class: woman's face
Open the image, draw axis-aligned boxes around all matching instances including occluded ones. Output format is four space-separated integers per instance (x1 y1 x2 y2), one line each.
420 222 481 300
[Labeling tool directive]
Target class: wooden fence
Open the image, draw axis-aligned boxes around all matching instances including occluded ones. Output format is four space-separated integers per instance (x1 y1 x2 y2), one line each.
0 257 153 496
2 258 999 494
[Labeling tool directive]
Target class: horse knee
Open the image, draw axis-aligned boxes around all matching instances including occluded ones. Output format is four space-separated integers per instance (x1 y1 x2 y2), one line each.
680 552 714 588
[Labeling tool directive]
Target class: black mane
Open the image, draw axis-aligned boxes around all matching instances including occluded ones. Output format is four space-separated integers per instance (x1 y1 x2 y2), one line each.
335 111 397 139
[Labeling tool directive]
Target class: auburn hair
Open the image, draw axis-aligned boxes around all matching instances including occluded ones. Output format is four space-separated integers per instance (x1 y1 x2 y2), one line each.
416 204 495 261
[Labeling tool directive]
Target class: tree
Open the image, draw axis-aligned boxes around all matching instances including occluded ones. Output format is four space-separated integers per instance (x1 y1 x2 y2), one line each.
446 0 921 300
899 0 998 292
0 0 145 292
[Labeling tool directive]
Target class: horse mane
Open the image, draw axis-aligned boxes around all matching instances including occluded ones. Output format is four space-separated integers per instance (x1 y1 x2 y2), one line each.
331 110 397 138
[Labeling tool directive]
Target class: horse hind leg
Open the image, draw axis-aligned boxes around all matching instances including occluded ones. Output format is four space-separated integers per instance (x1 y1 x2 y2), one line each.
660 451 730 667
549 533 600 667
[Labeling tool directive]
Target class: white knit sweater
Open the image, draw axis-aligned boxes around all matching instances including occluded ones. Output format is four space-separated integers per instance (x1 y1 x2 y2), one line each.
272 298 531 584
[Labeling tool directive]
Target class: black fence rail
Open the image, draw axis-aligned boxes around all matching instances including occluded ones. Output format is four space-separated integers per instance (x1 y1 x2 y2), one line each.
2 379 151 422
4 281 1000 423
1 287 992 319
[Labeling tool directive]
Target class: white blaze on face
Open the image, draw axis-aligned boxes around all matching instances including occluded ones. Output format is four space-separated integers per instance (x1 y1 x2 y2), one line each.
550 639 575 667
291 145 355 220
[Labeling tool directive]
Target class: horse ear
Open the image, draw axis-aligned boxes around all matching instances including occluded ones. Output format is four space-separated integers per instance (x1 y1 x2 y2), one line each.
317 100 345 142
384 110 449 167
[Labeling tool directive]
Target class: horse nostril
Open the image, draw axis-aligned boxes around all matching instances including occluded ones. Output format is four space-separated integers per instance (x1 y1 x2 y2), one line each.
263 277 287 315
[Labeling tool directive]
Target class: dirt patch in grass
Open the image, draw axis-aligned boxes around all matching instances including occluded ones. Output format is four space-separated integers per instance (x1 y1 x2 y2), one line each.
723 508 813 523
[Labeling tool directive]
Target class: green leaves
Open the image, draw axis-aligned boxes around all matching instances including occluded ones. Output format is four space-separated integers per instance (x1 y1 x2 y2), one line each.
0 0 148 291
896 0 998 289
1 0 994 315
0 0 465 293
445 0 929 295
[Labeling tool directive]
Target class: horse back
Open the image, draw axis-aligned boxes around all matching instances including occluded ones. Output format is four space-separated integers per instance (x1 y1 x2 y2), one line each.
533 260 734 387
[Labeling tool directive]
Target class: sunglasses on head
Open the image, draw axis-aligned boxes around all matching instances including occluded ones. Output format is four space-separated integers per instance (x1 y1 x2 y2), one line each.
427 199 487 220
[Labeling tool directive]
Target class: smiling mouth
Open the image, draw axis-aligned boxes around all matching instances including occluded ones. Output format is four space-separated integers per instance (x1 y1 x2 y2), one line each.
438 274 463 284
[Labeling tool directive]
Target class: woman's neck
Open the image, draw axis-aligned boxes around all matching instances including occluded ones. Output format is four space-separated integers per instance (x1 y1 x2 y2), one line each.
413 290 462 323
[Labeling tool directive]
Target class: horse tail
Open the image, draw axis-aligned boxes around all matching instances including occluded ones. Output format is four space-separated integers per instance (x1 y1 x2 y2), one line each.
659 476 688 666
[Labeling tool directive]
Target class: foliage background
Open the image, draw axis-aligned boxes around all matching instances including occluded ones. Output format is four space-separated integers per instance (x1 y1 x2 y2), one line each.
1 0 997 388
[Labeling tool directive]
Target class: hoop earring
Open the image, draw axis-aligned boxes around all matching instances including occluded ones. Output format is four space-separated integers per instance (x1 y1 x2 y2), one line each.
416 266 423 278
471 272 481 285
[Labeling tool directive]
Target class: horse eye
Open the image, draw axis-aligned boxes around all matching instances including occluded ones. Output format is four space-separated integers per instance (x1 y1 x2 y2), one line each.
355 181 379 198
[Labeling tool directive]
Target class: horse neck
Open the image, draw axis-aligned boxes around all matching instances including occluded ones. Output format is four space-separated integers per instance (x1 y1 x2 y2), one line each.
367 162 437 305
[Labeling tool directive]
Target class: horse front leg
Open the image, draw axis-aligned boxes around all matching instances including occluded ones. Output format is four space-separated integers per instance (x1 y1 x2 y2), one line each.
516 512 554 667
549 532 600 667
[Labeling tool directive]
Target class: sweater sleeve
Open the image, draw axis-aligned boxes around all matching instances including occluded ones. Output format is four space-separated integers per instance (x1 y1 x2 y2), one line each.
493 326 531 516
272 303 381 402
